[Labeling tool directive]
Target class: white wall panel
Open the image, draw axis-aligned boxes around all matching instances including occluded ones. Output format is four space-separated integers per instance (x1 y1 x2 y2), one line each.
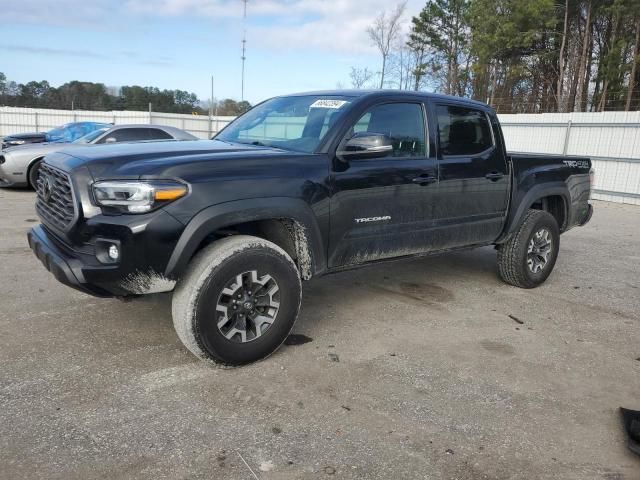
1 107 639 204
499 112 640 205
0 107 234 139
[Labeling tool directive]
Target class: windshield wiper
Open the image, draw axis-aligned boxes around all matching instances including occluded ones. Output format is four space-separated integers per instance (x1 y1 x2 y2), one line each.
227 139 291 152
230 140 270 148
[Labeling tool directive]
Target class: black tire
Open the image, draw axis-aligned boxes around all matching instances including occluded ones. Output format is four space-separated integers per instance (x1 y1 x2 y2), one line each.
28 159 42 190
172 235 301 366
497 209 560 289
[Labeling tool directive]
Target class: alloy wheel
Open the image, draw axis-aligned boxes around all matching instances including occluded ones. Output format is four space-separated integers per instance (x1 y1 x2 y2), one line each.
215 270 280 343
527 228 553 274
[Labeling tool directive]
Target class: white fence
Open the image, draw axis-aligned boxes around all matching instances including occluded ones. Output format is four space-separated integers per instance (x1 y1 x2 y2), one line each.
0 106 235 139
499 112 640 206
1 106 638 205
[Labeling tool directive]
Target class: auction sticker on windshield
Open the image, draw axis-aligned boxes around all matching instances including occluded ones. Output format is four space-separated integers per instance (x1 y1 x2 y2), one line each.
310 99 349 109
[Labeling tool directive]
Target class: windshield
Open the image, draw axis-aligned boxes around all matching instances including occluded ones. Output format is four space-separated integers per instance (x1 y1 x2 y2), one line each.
46 122 111 143
45 124 71 142
73 128 109 144
216 95 354 153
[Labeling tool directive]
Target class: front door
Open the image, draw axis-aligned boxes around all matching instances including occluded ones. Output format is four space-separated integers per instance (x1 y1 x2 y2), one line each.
328 101 438 267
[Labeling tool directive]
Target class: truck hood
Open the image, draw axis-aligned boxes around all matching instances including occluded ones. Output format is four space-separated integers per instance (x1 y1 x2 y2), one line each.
43 139 296 179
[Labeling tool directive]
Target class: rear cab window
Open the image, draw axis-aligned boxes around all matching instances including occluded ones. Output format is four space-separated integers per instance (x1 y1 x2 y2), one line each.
146 128 173 140
436 105 494 156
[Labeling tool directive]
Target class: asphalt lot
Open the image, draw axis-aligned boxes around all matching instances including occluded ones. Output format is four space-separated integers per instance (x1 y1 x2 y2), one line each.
0 188 638 480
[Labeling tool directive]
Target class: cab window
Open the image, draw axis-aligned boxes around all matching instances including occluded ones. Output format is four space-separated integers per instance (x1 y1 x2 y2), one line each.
436 105 494 156
347 103 426 157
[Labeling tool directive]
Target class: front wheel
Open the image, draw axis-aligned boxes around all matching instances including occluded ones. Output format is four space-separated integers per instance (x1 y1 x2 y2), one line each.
172 235 302 366
28 159 43 189
497 209 560 288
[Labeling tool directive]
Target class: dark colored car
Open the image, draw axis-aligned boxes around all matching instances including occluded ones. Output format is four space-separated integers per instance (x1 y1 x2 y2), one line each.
28 90 593 366
2 122 111 149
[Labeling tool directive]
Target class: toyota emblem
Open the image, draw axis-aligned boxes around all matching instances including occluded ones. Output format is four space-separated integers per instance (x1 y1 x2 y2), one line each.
42 174 54 203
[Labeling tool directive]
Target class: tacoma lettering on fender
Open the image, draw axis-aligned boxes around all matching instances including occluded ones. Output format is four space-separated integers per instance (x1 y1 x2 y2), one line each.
27 90 594 366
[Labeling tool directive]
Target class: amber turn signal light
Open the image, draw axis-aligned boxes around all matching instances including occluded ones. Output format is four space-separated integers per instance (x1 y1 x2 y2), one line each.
154 187 188 201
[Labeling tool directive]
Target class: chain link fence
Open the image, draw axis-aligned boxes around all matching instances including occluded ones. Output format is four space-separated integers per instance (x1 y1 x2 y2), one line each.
1 106 638 205
0 106 235 139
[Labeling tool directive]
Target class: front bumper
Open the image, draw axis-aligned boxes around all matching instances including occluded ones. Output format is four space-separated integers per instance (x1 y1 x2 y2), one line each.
28 225 115 297
28 208 186 297
0 158 28 187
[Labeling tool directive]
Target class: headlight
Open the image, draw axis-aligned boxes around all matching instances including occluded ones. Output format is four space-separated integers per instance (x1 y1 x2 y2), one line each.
92 180 188 213
2 140 26 148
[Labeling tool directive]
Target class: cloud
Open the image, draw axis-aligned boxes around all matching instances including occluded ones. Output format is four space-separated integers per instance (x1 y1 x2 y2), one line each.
2 0 423 54
0 44 173 68
119 50 176 67
140 60 175 67
0 0 113 26
0 44 110 59
124 0 423 54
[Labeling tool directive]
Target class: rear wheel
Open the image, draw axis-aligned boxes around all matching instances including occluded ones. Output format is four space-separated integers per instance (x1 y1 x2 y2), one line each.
28 159 43 190
497 209 560 288
172 235 301 366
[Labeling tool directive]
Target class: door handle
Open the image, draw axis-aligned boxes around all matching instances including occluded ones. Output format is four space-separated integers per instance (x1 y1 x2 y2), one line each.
485 172 504 181
412 175 437 185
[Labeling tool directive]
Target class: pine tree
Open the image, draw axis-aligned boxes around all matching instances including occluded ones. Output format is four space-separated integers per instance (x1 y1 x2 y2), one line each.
407 0 471 95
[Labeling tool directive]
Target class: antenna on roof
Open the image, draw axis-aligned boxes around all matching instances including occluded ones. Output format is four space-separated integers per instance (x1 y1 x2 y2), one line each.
241 0 248 102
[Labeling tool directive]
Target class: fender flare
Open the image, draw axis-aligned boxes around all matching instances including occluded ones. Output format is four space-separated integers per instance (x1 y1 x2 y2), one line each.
499 182 570 242
164 197 326 279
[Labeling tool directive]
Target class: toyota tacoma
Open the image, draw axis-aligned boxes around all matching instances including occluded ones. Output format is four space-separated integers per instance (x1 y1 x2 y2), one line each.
27 91 593 365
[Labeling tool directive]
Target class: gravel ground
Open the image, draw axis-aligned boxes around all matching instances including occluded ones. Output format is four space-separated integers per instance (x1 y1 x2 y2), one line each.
0 188 638 480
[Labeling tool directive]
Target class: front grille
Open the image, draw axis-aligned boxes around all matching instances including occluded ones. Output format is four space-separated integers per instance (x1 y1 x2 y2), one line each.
35 163 76 230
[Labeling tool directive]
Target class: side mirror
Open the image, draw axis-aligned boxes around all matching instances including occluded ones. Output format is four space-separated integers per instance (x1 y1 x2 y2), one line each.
104 137 117 143
337 132 393 161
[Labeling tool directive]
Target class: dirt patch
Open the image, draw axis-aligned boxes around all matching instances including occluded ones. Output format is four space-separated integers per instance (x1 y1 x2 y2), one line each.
284 334 313 346
0 247 32 256
369 281 454 306
399 282 454 303
480 340 516 355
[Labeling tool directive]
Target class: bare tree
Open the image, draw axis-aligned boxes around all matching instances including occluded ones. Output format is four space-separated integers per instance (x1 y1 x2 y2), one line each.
575 0 593 112
626 18 640 111
557 0 570 111
349 67 375 89
387 42 420 90
367 2 407 88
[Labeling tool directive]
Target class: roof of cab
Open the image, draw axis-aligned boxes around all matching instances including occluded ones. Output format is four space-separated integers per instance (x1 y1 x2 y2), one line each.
282 89 492 110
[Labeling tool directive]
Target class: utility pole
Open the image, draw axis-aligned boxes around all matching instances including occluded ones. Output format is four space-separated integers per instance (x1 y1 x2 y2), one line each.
210 75 214 118
209 75 214 137
241 0 248 102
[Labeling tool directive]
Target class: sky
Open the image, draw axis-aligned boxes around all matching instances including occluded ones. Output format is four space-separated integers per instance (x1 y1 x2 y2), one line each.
0 0 424 105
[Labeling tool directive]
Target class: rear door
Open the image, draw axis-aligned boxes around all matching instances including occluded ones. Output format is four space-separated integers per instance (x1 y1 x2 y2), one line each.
429 102 509 248
328 100 438 267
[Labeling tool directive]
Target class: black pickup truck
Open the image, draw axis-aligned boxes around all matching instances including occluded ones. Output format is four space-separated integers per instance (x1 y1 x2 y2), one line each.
28 91 593 365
